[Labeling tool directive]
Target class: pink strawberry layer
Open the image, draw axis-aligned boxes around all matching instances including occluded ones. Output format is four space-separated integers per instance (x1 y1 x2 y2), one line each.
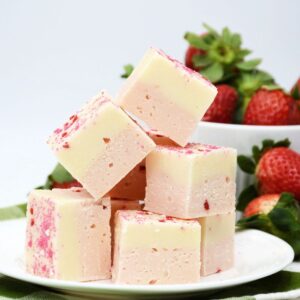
113 248 200 285
118 81 199 146
81 123 153 199
76 197 111 281
201 237 234 276
107 160 146 200
145 174 235 219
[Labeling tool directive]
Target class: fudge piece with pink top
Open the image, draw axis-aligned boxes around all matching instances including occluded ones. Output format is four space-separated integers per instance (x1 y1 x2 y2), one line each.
144 143 237 219
199 212 235 276
48 91 155 199
107 130 175 200
25 188 111 281
112 210 201 285
116 48 217 146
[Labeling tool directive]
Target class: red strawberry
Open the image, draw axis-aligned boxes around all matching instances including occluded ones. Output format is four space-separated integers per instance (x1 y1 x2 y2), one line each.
52 180 82 189
244 89 300 125
256 147 300 199
185 46 206 71
202 85 238 123
244 194 280 217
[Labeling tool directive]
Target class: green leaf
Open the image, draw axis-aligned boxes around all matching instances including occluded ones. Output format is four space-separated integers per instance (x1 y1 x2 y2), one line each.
237 184 258 211
184 32 210 50
237 49 252 59
230 33 242 48
192 55 212 67
237 214 271 231
222 27 231 44
0 203 27 221
269 207 300 232
50 164 73 183
37 163 74 190
261 139 275 152
121 64 134 79
274 138 291 148
252 145 261 163
202 23 219 38
200 62 224 83
237 155 256 174
236 59 262 71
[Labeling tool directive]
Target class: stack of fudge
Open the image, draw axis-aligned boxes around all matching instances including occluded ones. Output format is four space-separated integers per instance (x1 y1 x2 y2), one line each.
25 47 237 285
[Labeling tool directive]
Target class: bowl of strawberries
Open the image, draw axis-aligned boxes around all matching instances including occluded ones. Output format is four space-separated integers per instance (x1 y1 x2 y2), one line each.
184 24 300 194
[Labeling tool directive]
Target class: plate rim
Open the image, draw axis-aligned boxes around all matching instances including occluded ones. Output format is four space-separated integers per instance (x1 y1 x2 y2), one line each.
0 220 295 295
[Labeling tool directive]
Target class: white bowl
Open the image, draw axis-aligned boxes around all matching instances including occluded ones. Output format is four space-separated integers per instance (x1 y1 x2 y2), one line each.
192 122 300 195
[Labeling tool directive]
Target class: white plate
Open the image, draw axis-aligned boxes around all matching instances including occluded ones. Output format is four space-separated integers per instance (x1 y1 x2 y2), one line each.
0 219 294 298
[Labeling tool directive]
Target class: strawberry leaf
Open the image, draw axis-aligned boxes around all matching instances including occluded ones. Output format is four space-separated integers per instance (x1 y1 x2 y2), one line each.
200 62 224 83
121 64 134 79
237 184 258 211
274 138 291 148
222 27 231 44
184 32 210 50
192 55 212 67
37 164 74 190
237 59 262 71
237 214 272 231
202 23 219 38
252 145 261 163
230 33 242 48
0 203 27 221
237 155 256 174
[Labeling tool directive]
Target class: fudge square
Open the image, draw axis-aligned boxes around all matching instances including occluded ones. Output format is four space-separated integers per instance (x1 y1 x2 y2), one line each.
116 48 217 146
112 211 201 285
107 130 175 200
25 188 111 281
48 90 155 199
144 143 237 219
199 212 235 276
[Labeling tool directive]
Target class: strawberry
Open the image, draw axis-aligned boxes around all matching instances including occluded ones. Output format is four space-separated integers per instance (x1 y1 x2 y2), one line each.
237 192 300 257
243 89 300 125
244 194 280 217
237 139 300 208
202 84 238 123
52 180 82 189
184 24 261 84
185 46 206 71
257 147 300 199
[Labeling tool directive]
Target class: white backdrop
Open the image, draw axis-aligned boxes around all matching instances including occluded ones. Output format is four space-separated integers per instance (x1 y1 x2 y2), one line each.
1 0 299 206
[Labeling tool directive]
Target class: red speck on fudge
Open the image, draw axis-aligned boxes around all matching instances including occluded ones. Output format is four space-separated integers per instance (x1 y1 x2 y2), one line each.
204 200 210 210
62 142 70 149
48 92 111 151
103 137 111 144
